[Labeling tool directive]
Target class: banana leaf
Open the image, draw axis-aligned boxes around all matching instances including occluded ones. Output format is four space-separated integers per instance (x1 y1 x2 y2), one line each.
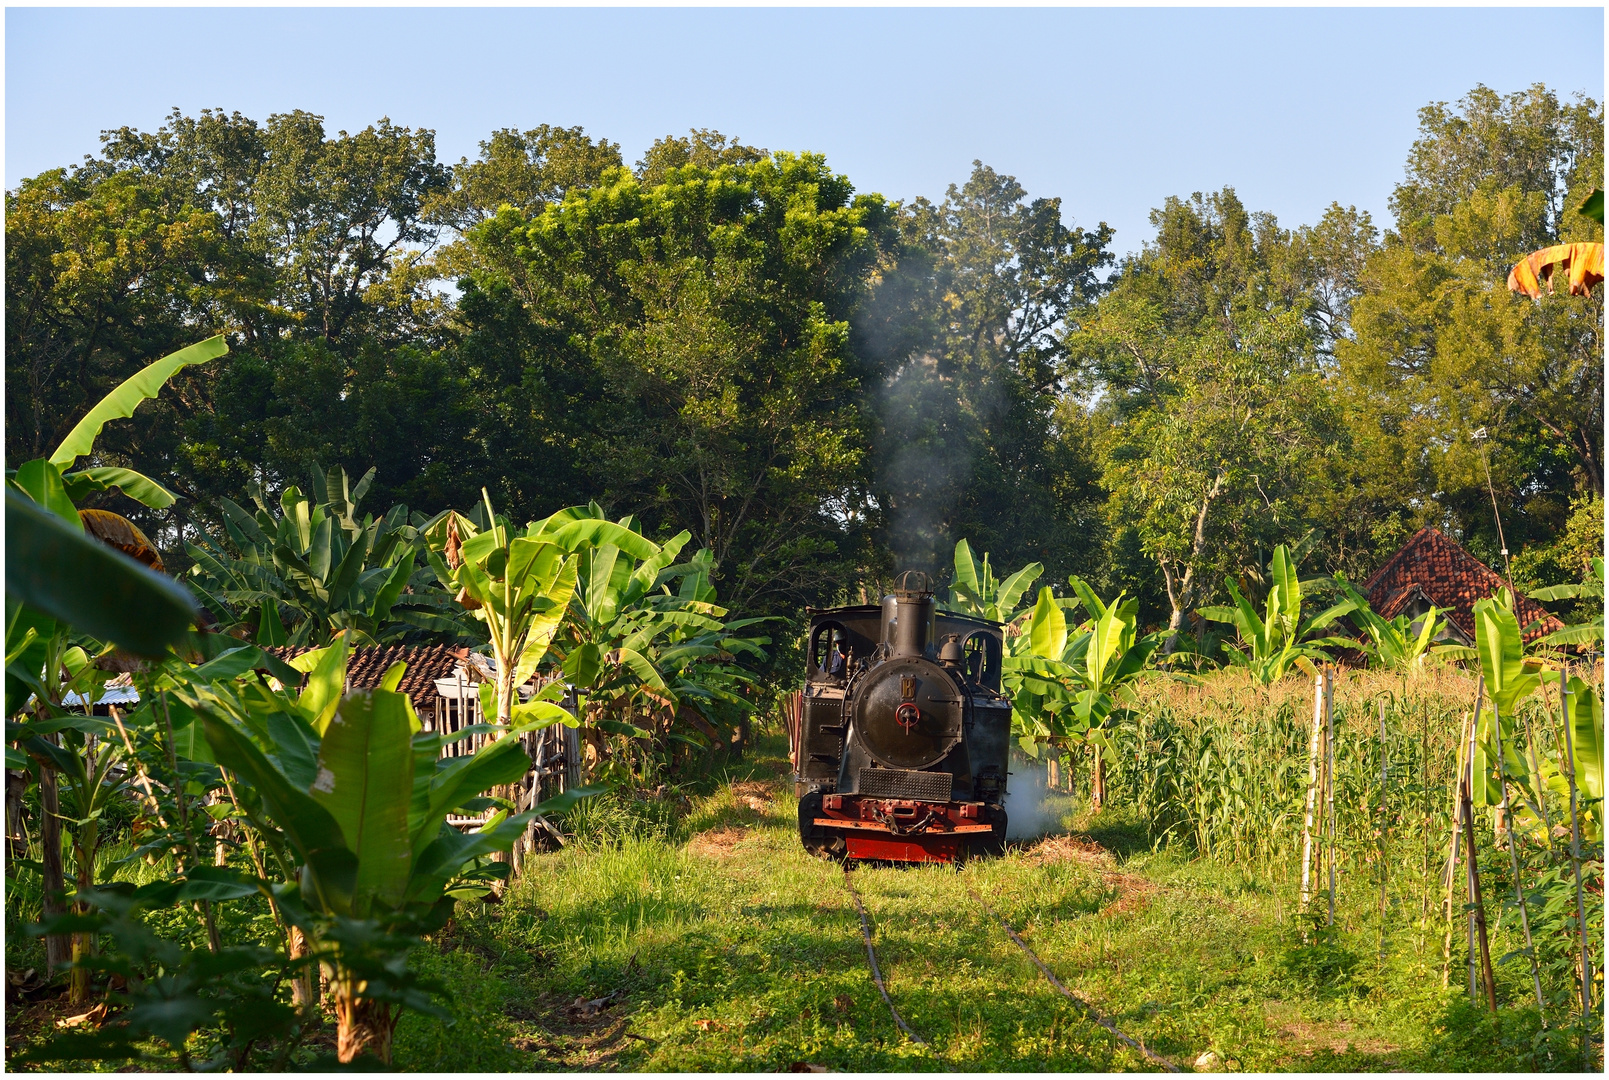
50 336 228 468
5 489 197 657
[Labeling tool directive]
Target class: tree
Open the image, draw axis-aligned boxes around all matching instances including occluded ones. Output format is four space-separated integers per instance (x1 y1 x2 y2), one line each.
460 146 895 617
1339 82 1603 582
442 124 623 228
7 109 461 559
1071 188 1345 637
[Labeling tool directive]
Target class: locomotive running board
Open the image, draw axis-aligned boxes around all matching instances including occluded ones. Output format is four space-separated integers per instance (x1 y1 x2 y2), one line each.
814 818 994 834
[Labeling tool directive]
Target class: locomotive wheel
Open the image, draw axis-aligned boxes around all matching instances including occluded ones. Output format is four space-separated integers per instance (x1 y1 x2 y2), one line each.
980 807 1008 857
797 789 842 861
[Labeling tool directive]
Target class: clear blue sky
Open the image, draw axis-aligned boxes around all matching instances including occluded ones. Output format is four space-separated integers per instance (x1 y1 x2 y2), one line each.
5 7 1603 254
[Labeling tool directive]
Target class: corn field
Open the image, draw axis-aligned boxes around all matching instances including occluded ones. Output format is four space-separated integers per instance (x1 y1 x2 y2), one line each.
1089 664 1603 1054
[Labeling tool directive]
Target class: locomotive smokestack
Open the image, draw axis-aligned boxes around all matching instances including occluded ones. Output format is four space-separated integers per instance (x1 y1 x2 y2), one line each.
889 570 936 658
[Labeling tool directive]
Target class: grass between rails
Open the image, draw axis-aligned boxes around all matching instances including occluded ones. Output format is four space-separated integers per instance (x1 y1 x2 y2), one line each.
392 730 1582 1073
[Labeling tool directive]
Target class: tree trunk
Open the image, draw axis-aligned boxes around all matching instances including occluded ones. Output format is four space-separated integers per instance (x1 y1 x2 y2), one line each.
334 983 398 1064
288 925 316 1008
1161 470 1225 654
38 765 71 978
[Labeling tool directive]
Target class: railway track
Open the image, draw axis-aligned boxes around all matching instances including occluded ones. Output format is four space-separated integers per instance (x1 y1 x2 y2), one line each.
841 867 1179 1072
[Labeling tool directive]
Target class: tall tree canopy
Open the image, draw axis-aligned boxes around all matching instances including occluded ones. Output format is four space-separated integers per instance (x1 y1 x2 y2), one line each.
6 85 1601 643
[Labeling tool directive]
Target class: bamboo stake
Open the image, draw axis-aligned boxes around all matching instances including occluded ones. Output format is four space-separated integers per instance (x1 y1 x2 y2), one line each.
1491 703 1547 1020
1465 700 1481 1003
1378 699 1389 963
1460 762 1498 1013
1556 670 1593 1051
1300 666 1324 911
1325 666 1337 927
1442 710 1471 987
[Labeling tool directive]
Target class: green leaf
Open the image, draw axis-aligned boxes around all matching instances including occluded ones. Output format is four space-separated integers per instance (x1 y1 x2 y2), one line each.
410 735 531 857
1270 544 1301 630
177 866 262 901
995 562 1045 618
1028 586 1067 660
532 783 609 816
953 539 979 593
13 459 84 530
379 661 407 693
311 690 415 913
5 489 196 657
1473 599 1539 715
257 599 288 647
62 466 179 510
49 336 228 468
595 718 652 739
562 642 602 689
297 632 349 735
1566 676 1603 802
509 699 576 729
199 711 356 914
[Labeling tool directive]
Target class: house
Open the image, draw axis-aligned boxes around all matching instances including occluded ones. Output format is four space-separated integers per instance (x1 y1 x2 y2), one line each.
1362 528 1562 646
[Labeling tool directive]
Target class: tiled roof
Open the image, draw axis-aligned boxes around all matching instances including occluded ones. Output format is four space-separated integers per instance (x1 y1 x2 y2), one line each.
1362 528 1562 644
266 644 475 697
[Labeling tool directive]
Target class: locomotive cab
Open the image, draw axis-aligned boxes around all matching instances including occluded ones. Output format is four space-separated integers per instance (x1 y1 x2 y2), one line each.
793 572 1012 864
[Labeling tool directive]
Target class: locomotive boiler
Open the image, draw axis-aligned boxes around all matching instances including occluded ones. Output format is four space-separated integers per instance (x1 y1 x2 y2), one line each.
791 572 1011 864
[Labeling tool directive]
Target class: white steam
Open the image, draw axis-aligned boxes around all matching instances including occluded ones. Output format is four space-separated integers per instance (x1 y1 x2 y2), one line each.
1003 750 1065 840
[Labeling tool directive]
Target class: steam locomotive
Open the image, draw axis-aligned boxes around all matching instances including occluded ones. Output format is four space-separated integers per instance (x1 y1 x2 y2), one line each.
791 572 1011 864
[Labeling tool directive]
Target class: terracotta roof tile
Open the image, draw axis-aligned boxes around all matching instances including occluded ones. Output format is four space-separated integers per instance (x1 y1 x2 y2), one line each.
1362 528 1561 644
266 644 474 697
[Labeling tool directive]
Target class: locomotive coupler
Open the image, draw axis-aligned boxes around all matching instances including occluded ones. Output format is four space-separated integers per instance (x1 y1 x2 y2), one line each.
869 799 934 835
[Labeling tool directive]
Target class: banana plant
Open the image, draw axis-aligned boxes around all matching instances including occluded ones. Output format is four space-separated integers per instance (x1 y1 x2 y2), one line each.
1332 573 1454 674
1530 557 1605 649
191 673 581 1063
1002 577 1161 749
533 505 765 750
45 336 229 510
1465 596 1604 839
5 342 221 1002
187 465 469 648
946 539 1044 623
1196 545 1356 685
423 492 582 726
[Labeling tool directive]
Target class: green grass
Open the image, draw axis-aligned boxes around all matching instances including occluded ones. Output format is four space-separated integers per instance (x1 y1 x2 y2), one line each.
6 729 1593 1072
394 730 1587 1073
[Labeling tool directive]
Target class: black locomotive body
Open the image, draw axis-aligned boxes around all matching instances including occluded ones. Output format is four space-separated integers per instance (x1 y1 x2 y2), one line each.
791 573 1011 863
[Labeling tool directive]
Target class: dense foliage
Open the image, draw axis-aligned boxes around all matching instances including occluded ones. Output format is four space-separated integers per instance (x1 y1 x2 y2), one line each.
8 85 1600 646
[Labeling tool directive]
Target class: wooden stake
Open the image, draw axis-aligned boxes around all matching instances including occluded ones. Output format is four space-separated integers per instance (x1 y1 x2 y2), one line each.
1325 666 1337 927
1465 700 1481 1003
1492 704 1548 1020
1556 670 1594 1052
1300 667 1324 911
1441 710 1470 988
1460 756 1497 1013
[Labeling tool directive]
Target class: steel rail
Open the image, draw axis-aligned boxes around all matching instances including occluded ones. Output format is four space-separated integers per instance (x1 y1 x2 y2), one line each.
842 869 930 1047
969 888 1179 1072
